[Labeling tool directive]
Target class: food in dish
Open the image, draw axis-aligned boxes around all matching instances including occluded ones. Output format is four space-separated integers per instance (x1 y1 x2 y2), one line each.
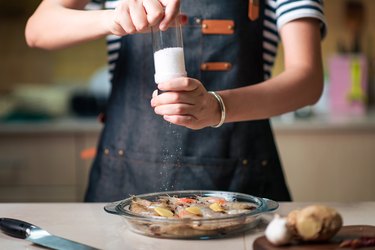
104 191 278 239
125 194 257 236
129 195 257 219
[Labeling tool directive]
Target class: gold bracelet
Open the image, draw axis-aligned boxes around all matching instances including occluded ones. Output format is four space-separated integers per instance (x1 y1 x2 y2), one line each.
208 91 226 128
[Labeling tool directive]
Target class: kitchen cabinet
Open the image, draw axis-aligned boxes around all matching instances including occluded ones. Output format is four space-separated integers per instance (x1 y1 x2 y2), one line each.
0 119 101 202
273 115 375 202
0 115 374 202
0 134 76 201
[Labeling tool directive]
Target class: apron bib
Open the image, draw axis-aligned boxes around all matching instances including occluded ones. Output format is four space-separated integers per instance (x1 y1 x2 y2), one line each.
85 0 291 202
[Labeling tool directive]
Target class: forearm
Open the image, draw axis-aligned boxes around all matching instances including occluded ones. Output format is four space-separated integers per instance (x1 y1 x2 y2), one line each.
25 0 112 50
220 18 323 123
220 66 323 122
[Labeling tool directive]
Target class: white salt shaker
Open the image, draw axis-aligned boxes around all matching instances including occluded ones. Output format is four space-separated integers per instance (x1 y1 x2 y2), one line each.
152 18 187 84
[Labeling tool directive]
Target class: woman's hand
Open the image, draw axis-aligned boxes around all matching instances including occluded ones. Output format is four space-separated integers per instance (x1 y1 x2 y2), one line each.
150 78 222 130
108 0 180 36
26 0 181 50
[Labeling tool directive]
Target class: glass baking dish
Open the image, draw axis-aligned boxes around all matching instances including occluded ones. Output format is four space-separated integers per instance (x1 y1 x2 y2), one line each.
104 190 278 239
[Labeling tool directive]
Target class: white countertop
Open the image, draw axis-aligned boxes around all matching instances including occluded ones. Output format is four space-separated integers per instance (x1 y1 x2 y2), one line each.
1 202 374 250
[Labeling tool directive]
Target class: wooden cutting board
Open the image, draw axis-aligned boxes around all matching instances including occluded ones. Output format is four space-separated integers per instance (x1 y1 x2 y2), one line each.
253 225 375 250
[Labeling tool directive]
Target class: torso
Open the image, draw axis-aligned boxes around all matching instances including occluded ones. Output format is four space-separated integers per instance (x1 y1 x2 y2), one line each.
85 0 291 202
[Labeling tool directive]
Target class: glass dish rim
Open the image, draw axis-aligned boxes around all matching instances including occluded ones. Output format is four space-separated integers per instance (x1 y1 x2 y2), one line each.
104 190 278 223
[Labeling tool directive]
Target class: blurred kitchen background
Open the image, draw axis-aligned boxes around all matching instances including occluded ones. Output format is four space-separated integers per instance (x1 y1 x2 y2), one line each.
0 0 374 202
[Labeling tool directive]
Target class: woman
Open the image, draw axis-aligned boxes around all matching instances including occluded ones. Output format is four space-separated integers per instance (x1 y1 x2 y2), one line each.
26 0 326 202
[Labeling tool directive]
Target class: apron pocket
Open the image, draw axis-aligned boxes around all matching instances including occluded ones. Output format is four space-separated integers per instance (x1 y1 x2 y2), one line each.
234 157 290 201
233 158 267 196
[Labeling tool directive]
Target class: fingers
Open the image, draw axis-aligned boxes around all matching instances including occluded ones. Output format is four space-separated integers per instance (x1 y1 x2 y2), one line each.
154 104 201 129
159 0 180 30
112 0 165 35
114 3 136 34
152 89 158 98
157 77 200 92
153 100 208 129
151 76 211 130
143 0 164 26
154 103 197 117
110 0 182 36
129 0 148 31
163 115 201 130
151 78 204 108
151 91 195 107
152 93 199 122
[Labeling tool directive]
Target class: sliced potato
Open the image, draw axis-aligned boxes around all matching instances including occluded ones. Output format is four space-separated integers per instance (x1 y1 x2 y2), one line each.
185 206 202 215
209 203 224 212
154 207 174 217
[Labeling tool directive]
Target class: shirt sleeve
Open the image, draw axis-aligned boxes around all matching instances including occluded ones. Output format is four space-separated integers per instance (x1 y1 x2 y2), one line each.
275 0 327 38
85 0 103 10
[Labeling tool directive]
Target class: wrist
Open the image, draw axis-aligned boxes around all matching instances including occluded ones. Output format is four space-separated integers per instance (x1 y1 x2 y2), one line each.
208 91 226 128
100 10 117 36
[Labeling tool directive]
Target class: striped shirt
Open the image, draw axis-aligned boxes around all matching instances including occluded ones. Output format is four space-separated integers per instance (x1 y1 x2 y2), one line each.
87 0 326 81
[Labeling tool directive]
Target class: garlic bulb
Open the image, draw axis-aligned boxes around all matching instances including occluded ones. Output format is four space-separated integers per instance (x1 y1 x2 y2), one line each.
265 214 292 246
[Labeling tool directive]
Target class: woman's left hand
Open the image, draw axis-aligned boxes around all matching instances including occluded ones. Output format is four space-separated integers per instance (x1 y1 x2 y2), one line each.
150 77 221 130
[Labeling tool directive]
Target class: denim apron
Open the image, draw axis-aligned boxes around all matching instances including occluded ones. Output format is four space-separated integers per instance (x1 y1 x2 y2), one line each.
85 0 291 202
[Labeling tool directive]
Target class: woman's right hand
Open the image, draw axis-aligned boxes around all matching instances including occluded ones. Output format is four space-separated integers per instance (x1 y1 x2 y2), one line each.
108 0 180 36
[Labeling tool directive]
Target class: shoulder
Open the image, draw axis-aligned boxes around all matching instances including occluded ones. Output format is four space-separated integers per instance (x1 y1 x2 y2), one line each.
266 0 327 38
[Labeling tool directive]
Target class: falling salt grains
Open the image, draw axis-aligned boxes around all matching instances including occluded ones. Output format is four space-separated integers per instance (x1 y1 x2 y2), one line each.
172 129 182 169
158 123 183 192
160 137 170 191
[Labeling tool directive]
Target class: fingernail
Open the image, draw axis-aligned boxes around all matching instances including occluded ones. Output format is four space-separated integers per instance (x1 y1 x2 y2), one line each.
159 23 167 31
152 89 158 97
157 83 164 90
